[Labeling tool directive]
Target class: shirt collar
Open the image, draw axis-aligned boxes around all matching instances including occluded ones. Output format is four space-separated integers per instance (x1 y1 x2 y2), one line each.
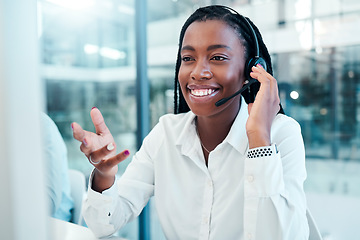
224 97 249 156
175 97 249 157
175 111 198 157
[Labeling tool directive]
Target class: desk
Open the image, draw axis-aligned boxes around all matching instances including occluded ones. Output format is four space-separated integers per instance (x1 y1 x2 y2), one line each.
49 217 127 240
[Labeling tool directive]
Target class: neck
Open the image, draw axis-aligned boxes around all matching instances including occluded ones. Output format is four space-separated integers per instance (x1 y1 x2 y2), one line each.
196 101 241 153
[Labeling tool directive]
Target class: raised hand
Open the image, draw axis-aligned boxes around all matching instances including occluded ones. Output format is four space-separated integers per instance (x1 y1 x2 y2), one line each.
246 64 280 149
72 107 130 192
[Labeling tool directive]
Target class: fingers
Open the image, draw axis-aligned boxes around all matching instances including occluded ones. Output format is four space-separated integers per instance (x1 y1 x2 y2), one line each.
250 64 274 81
91 149 130 169
250 65 275 91
100 150 130 167
72 122 86 142
249 64 280 106
72 121 92 156
88 142 116 164
71 108 127 176
91 107 110 135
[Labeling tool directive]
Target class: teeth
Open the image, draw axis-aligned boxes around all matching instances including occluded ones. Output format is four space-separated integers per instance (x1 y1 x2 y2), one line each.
191 89 215 97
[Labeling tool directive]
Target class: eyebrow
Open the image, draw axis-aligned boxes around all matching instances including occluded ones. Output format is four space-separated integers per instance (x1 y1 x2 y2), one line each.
181 44 231 52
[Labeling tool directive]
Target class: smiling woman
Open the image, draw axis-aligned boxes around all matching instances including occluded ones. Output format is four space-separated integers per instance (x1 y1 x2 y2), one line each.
178 20 245 118
72 5 309 240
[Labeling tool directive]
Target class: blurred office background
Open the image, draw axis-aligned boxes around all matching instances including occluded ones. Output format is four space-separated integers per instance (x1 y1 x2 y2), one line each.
37 0 360 239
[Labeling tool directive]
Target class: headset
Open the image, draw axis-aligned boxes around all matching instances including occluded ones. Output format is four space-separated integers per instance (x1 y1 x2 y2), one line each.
215 5 267 106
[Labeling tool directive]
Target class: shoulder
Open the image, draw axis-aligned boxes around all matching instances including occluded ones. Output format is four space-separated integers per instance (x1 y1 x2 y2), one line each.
41 112 67 150
271 113 303 144
137 112 194 159
143 112 194 144
158 112 193 128
271 114 305 157
272 113 301 133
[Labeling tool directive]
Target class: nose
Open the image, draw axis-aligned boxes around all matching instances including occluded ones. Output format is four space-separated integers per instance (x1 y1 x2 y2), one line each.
190 60 213 80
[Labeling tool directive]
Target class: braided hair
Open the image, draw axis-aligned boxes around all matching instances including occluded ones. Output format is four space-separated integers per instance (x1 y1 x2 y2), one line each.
174 5 284 114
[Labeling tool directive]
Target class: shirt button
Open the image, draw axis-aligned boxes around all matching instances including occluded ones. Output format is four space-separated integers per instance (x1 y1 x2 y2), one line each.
247 175 254 182
203 217 209 224
207 180 213 187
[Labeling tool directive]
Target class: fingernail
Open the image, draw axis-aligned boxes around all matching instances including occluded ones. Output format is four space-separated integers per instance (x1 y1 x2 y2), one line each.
107 143 115 151
124 150 130 156
92 107 97 110
83 138 88 146
71 123 74 130
257 63 263 68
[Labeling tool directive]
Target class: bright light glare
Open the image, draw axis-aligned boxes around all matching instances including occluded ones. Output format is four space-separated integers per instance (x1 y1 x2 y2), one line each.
348 71 355 78
84 44 99 54
295 0 311 19
315 46 323 54
46 0 95 10
290 91 299 100
295 20 313 50
320 108 328 115
84 44 126 60
100 47 126 60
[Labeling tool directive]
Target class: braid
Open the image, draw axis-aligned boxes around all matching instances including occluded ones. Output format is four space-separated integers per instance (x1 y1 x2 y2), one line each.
173 5 282 114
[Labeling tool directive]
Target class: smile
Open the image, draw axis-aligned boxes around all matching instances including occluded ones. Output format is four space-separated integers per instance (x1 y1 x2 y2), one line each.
190 89 216 97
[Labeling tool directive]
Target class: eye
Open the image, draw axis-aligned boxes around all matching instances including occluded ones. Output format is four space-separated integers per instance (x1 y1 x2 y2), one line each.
181 56 194 62
211 55 227 61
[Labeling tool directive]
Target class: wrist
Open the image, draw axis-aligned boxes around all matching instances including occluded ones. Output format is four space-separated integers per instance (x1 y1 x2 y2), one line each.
92 169 115 193
247 131 270 149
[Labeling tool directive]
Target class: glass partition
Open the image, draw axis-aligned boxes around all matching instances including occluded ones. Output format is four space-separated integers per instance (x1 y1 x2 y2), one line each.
39 0 360 239
39 0 139 238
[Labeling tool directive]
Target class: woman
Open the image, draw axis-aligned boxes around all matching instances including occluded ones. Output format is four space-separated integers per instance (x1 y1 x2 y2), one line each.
72 5 309 239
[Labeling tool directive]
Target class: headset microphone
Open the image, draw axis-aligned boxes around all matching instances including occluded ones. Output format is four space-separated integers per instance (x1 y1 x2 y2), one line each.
215 79 257 107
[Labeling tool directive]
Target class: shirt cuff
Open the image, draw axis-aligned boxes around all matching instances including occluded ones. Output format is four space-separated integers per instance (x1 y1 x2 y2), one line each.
87 169 118 208
244 144 284 197
247 144 278 158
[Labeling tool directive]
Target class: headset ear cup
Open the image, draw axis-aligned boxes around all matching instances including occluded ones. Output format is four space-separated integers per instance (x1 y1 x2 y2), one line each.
243 57 267 104
254 57 267 71
246 57 267 79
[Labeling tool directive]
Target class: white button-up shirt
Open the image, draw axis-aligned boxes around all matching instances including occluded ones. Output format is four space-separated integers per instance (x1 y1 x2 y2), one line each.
83 98 309 240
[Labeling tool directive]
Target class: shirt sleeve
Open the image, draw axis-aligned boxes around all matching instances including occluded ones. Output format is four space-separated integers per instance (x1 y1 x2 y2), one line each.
82 123 162 238
41 113 68 216
82 170 120 238
243 115 309 240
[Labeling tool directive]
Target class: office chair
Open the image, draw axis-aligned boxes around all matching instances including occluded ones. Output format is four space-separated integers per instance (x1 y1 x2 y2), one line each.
68 169 86 225
307 208 323 240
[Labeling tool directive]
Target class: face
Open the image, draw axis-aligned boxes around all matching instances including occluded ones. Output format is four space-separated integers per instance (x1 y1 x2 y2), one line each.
178 20 246 118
